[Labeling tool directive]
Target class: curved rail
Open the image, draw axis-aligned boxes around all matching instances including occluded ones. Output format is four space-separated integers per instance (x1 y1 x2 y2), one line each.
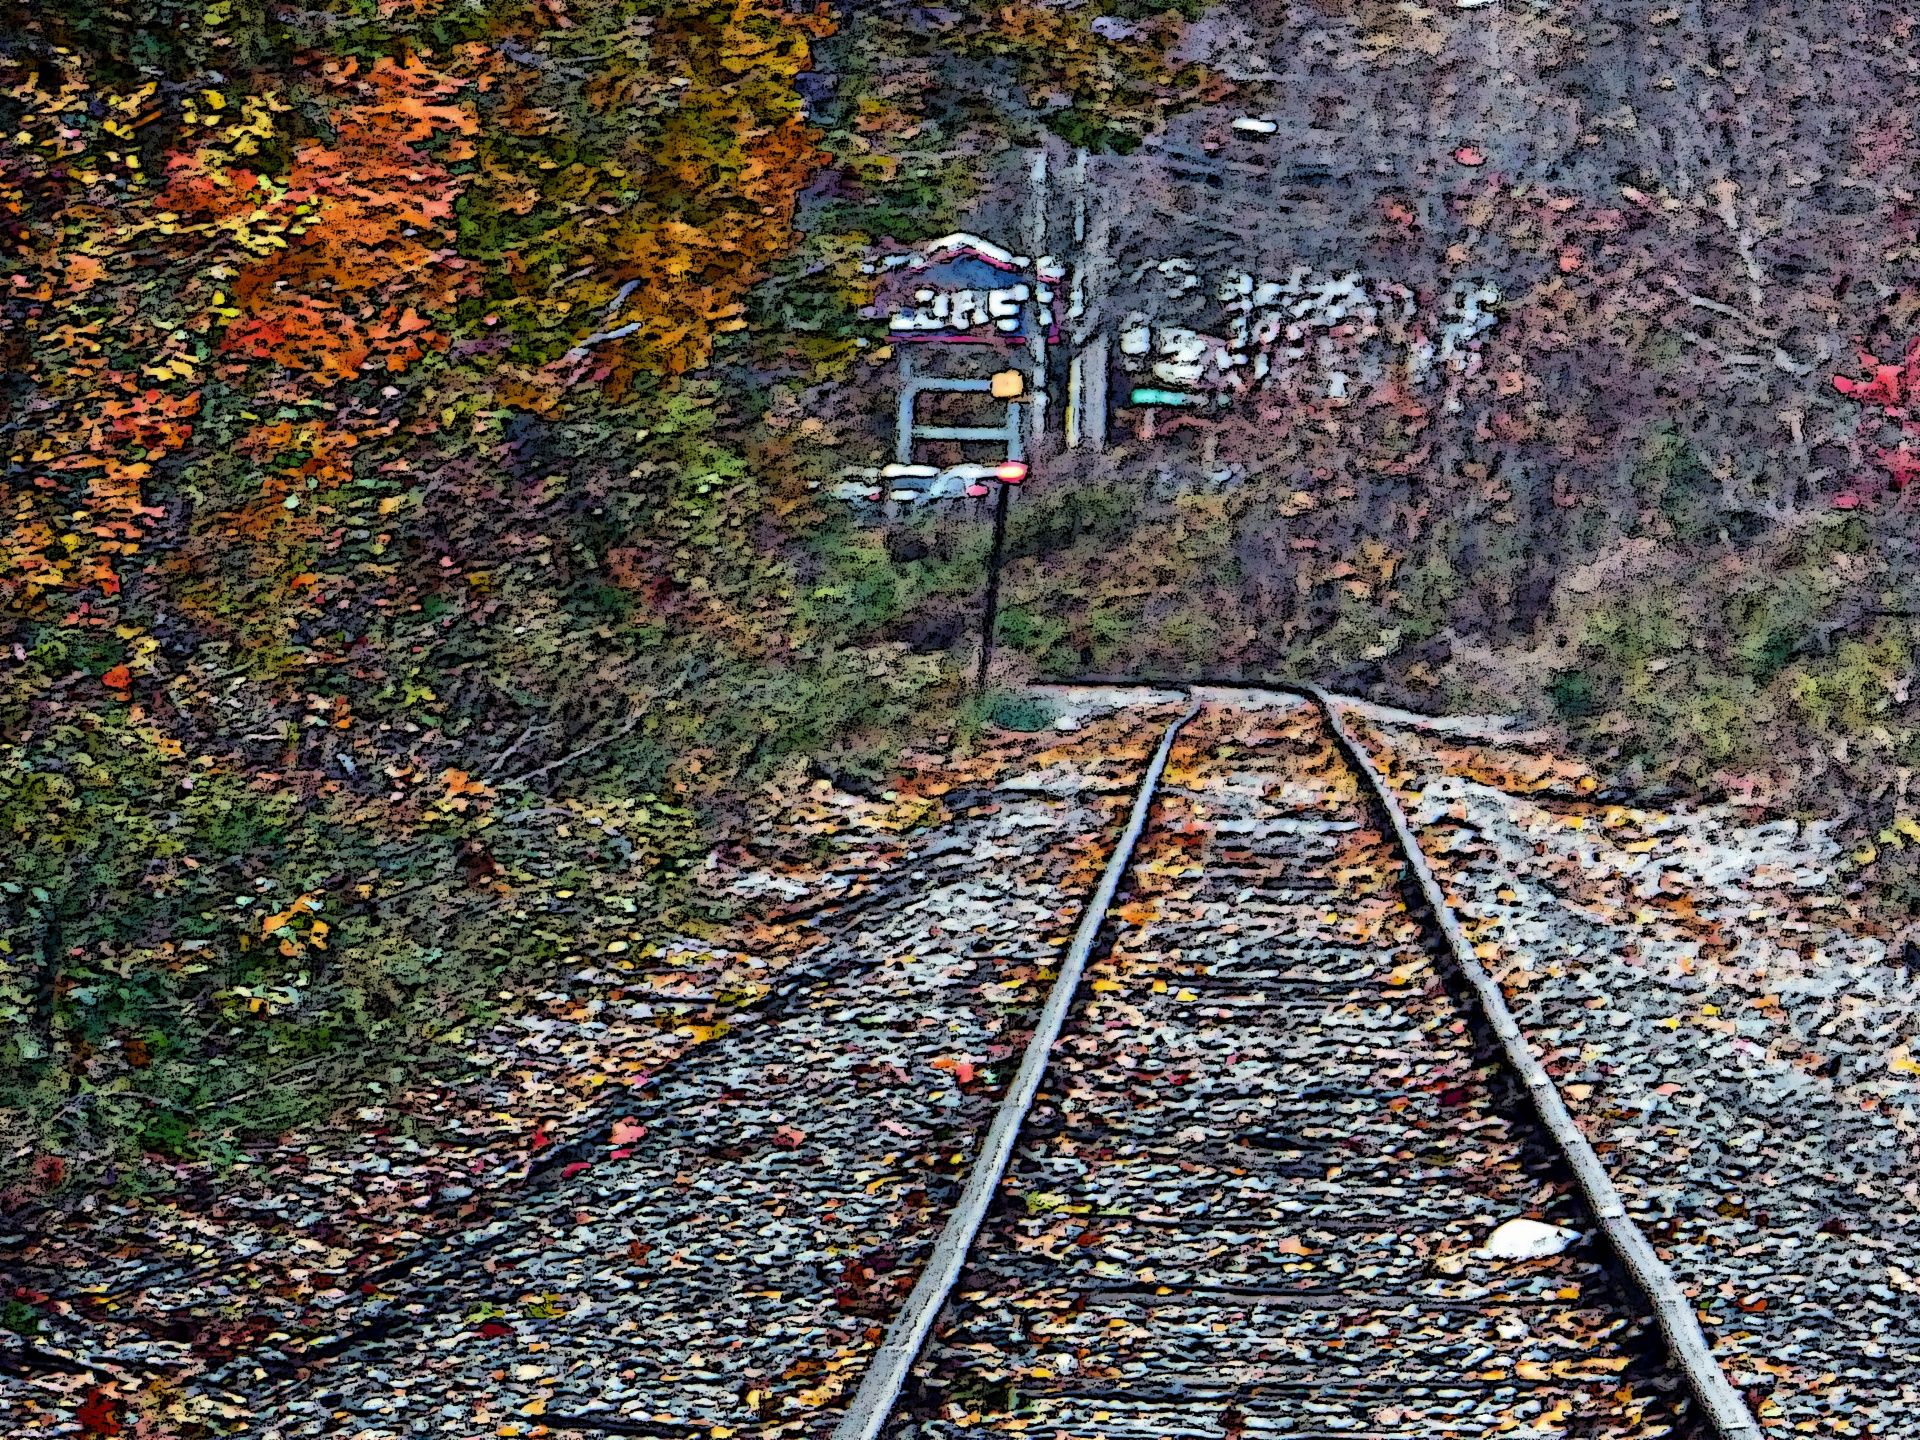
831 682 1764 1440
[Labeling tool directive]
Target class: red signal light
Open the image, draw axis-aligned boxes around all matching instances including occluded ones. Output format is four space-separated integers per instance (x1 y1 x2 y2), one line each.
965 483 990 497
995 461 1027 484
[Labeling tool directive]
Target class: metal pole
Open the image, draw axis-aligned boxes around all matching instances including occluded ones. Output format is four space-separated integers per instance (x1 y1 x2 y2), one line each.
1025 146 1049 451
1066 145 1087 449
974 477 1011 695
895 346 916 465
1074 147 1110 450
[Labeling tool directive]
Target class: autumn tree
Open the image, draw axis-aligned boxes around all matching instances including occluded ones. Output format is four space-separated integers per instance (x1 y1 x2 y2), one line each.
0 0 856 1181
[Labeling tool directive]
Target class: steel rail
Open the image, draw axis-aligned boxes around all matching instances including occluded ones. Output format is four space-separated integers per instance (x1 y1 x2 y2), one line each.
1281 680 1765 1440
830 696 1205 1440
830 679 1764 1440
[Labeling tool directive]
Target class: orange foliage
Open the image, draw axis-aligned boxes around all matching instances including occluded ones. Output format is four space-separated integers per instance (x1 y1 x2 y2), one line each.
219 57 477 383
4 2 831 622
157 152 264 226
1 366 197 610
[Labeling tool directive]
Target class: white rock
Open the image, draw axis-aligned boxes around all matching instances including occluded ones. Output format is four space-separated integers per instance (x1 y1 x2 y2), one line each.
1481 1217 1580 1261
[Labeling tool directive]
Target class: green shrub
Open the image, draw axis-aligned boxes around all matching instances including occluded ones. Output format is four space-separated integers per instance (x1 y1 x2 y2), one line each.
986 692 1057 732
1548 668 1602 719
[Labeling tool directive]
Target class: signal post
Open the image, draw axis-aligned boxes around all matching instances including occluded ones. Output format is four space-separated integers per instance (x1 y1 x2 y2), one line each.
865 231 1058 691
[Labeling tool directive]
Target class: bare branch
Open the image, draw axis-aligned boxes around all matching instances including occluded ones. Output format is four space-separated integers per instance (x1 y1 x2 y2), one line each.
501 712 643 789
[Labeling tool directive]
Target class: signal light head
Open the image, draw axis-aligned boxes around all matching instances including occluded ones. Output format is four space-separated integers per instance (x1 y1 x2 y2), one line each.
965 483 990 497
995 461 1028 484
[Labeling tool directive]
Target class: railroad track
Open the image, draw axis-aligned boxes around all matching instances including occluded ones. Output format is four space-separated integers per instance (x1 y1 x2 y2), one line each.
4 708 1181 1426
10 690 1770 1440
834 686 1762 1440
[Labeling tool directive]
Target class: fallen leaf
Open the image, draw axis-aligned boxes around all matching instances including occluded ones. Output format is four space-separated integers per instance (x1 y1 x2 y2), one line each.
609 1117 648 1145
77 1389 122 1438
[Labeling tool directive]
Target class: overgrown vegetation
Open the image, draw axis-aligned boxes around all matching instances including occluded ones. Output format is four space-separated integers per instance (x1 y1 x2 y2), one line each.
873 3 1920 928
0 0 1206 1193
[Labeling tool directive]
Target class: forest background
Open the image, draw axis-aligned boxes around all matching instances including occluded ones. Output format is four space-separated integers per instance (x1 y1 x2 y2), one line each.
4 0 1918 1199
